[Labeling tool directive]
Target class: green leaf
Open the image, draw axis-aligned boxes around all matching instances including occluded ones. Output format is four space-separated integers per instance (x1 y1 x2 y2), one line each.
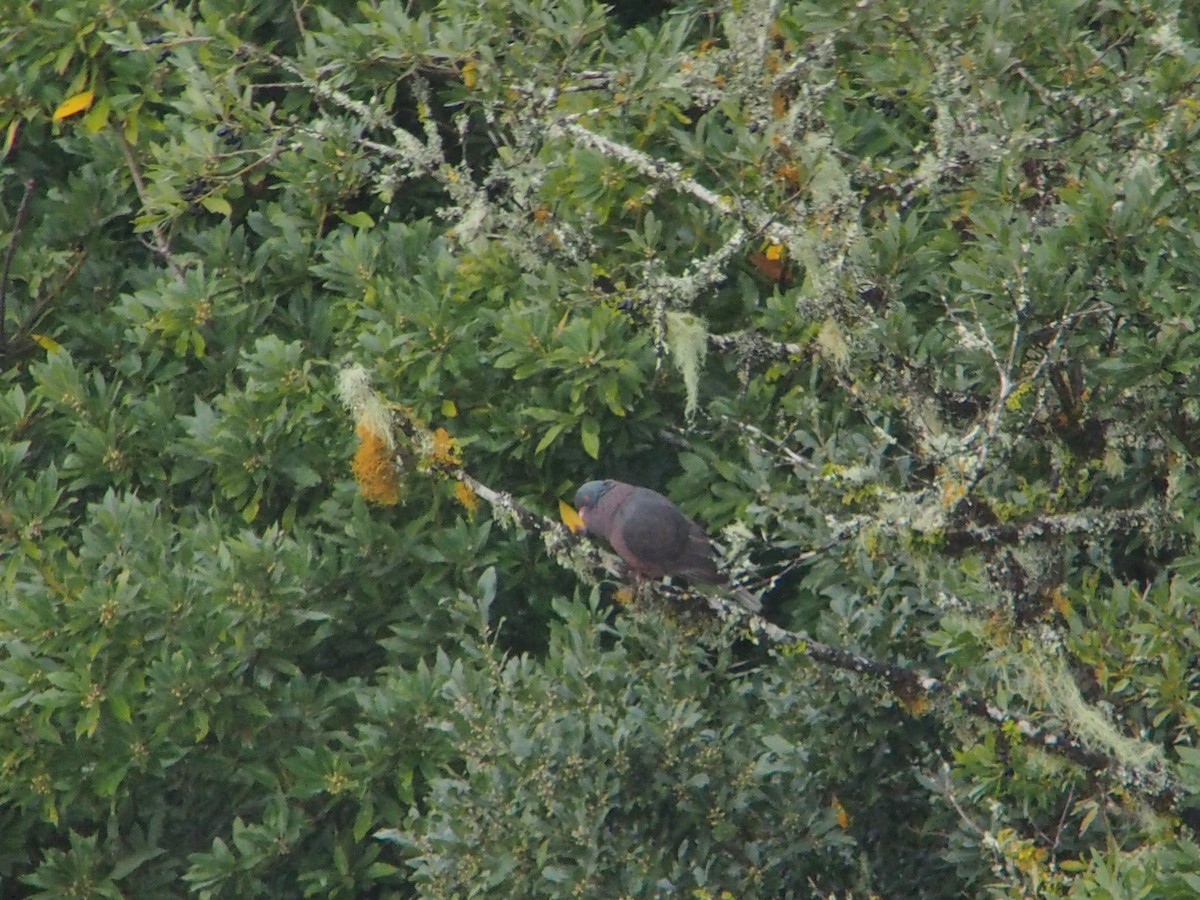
338 210 376 228
108 692 132 723
94 760 129 798
193 709 210 741
111 846 166 880
761 734 795 755
77 703 101 738
535 421 567 454
200 196 232 216
580 416 600 459
353 800 374 842
367 862 401 878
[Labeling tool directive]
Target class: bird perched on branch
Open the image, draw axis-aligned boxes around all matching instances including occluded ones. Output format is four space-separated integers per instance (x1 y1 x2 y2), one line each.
572 479 762 613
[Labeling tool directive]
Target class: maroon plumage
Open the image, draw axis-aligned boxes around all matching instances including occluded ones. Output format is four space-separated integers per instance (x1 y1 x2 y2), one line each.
573 480 761 612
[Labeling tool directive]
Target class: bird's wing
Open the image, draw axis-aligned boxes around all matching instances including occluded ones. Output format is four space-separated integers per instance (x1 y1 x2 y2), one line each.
676 520 722 583
613 493 692 573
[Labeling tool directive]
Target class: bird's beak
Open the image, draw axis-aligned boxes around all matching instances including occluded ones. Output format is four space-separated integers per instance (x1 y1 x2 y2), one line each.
560 500 587 533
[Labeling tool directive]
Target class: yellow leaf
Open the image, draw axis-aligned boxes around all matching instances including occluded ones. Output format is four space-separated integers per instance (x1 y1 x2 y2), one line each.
831 795 850 829
560 499 585 533
31 334 63 353
441 399 457 417
53 89 95 121
3 119 19 159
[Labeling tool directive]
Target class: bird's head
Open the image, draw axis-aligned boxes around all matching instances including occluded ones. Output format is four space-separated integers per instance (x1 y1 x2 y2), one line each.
572 480 615 532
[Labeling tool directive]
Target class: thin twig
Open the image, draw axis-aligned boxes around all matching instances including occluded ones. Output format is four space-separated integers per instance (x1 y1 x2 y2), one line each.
119 133 174 263
935 763 991 838
1048 784 1075 867
722 414 816 471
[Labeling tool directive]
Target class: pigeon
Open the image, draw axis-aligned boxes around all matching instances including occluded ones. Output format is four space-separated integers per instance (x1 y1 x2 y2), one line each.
573 479 762 613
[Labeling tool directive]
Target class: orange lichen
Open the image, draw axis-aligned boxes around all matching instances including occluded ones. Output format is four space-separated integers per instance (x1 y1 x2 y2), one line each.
1049 586 1073 618
941 479 967 507
461 59 478 89
352 424 400 506
454 480 479 518
774 164 800 190
429 427 462 469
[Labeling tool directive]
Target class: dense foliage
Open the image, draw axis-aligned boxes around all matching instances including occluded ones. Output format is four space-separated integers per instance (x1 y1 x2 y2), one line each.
5 0 1200 895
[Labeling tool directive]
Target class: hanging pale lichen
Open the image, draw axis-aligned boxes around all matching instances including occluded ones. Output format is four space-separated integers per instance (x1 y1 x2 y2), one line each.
335 365 394 448
665 311 708 423
816 317 849 370
1019 648 1166 782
